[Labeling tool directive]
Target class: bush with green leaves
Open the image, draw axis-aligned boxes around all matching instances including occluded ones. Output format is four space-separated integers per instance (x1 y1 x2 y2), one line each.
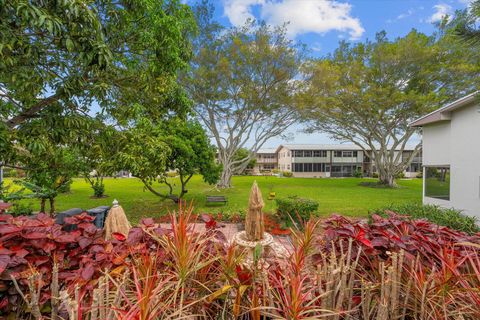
282 171 293 177
370 203 479 234
8 202 34 216
353 169 363 178
276 196 319 225
395 172 406 179
91 179 106 198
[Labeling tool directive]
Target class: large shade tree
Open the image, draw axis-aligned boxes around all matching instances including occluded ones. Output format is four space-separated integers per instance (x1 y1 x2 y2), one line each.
451 0 480 45
301 30 480 187
186 3 305 188
0 0 195 165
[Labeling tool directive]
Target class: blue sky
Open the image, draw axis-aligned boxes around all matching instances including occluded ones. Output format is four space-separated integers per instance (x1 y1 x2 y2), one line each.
203 0 473 147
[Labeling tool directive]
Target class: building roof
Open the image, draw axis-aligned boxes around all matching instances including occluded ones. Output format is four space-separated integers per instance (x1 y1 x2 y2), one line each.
410 91 479 127
256 148 277 154
278 144 362 151
275 143 418 153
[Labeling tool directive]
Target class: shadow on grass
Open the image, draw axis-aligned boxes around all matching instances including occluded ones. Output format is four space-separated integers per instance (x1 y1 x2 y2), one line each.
358 181 402 189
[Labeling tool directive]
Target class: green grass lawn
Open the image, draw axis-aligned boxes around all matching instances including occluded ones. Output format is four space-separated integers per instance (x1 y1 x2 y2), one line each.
5 176 422 224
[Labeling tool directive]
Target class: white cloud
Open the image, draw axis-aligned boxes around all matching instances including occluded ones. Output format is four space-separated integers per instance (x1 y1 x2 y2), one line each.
311 42 322 52
398 8 415 20
223 0 264 26
387 8 417 24
428 3 453 23
223 0 364 40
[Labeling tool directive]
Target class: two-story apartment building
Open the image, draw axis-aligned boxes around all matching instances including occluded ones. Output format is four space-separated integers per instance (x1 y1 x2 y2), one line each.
277 144 365 178
254 144 422 178
252 148 278 174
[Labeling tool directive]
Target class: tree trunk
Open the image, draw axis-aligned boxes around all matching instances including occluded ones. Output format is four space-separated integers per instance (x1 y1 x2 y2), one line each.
379 172 396 187
218 165 233 188
49 198 55 214
40 198 46 213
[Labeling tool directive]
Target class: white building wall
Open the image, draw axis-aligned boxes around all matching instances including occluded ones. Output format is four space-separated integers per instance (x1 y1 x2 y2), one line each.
422 103 480 218
422 122 451 166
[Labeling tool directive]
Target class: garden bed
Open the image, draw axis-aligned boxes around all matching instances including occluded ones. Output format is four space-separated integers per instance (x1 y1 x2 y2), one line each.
1 206 479 319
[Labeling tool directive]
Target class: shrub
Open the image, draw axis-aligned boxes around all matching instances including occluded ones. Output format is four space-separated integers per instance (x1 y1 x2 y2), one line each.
416 170 423 178
352 169 363 178
282 171 293 177
320 213 480 319
275 196 318 225
91 179 105 198
370 203 479 234
1 204 227 319
372 172 379 178
0 213 128 315
4 206 480 319
8 202 33 216
395 172 405 179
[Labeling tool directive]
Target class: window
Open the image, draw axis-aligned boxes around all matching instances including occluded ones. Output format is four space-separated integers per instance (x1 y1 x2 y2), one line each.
303 150 312 157
313 150 327 157
293 163 326 172
333 150 357 157
263 164 274 170
313 163 326 172
407 163 420 173
293 150 303 157
293 163 303 172
425 167 450 200
287 164 290 170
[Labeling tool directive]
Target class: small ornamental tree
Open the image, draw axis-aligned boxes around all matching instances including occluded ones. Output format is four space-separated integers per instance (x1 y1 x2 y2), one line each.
18 147 80 214
161 119 221 198
13 112 88 214
117 118 220 201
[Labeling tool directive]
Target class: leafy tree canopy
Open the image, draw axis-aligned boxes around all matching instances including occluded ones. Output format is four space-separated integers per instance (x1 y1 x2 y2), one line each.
186 2 305 188
0 0 196 163
300 30 480 187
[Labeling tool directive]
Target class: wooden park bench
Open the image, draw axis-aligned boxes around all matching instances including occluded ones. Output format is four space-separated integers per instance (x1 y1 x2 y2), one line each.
206 195 228 205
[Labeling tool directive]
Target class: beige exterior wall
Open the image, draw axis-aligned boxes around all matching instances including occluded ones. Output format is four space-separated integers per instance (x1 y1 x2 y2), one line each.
422 102 480 219
252 153 277 174
277 146 293 172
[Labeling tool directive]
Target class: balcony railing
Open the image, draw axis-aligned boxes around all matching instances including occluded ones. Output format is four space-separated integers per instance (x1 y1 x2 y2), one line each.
256 158 277 163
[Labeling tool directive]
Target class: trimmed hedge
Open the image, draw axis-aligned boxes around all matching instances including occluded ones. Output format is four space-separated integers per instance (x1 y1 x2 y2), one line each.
370 203 479 234
276 196 319 225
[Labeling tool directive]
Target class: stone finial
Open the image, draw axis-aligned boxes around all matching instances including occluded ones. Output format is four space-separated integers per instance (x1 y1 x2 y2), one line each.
112 199 119 208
